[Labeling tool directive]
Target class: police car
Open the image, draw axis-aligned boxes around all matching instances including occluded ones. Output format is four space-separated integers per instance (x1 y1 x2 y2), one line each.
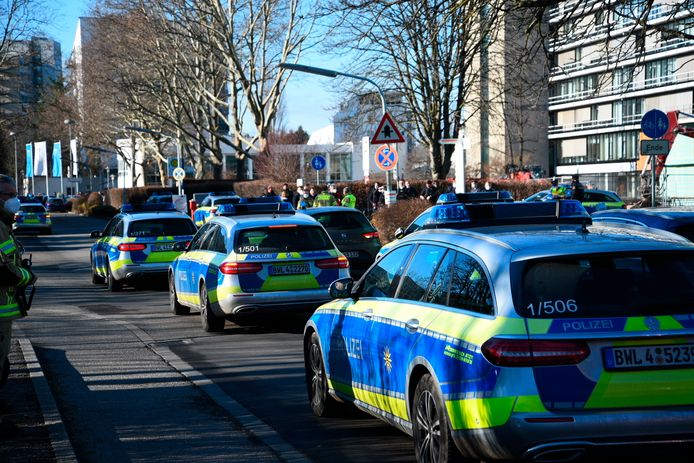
13 203 52 234
524 187 626 213
304 200 694 462
592 207 694 242
90 203 196 291
193 193 241 226
169 199 350 332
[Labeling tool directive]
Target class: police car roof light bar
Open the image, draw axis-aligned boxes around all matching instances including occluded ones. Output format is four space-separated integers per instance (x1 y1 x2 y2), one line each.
216 201 295 217
425 200 591 229
436 191 514 205
121 203 177 213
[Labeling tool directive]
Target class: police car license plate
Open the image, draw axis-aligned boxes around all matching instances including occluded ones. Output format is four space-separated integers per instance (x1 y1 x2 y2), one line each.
154 243 176 251
343 251 359 258
270 263 309 276
603 343 694 370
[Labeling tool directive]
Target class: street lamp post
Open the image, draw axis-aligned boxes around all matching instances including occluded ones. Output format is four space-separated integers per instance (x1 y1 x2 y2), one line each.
9 131 17 189
279 62 399 197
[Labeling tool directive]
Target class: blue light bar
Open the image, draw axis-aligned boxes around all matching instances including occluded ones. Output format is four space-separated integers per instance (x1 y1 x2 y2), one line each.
121 203 177 213
216 201 294 216
424 200 590 228
436 191 514 204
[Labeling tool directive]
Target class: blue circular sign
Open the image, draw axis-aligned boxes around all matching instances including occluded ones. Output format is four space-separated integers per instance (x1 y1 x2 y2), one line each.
311 155 326 171
640 109 669 139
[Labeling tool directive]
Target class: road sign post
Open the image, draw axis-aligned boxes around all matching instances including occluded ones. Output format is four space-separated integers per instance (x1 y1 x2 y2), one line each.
311 155 326 185
640 109 670 207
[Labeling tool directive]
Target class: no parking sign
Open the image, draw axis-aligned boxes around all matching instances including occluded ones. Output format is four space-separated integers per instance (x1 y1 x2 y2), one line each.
374 145 398 171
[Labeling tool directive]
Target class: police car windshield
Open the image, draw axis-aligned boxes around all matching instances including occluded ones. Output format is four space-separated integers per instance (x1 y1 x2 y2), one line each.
311 212 374 232
127 218 196 237
235 226 333 254
214 197 240 205
516 251 694 318
21 205 45 213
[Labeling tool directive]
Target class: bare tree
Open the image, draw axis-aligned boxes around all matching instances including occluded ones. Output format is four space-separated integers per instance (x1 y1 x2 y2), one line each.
326 0 505 180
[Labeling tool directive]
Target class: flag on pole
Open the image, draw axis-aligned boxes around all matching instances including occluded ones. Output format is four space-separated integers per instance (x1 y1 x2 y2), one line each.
34 141 48 177
25 143 33 178
52 141 62 177
70 139 78 177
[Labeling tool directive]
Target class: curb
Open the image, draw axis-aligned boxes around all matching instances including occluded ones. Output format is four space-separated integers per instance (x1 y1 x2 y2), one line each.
16 329 77 463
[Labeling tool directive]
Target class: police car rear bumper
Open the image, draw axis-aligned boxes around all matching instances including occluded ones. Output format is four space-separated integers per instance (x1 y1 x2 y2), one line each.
219 289 333 318
114 263 170 280
452 408 694 461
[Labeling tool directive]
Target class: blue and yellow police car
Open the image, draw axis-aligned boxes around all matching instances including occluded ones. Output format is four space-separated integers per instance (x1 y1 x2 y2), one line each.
13 202 52 234
90 203 196 291
304 199 694 462
193 193 241 227
169 200 350 332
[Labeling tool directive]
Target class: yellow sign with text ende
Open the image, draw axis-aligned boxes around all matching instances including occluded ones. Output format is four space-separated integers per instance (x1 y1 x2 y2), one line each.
640 139 669 156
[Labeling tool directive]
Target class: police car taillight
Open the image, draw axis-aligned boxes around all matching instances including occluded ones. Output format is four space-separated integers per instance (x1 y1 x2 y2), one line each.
316 256 349 269
210 208 217 215
481 338 590 367
362 232 379 239
219 262 262 274
118 243 147 252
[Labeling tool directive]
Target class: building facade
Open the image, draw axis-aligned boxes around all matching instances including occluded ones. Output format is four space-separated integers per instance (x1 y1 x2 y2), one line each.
0 37 62 117
548 0 694 200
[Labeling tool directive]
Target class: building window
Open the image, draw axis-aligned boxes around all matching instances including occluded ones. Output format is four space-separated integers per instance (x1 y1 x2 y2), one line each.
329 151 352 182
613 98 642 124
579 131 640 165
612 66 635 91
645 58 675 86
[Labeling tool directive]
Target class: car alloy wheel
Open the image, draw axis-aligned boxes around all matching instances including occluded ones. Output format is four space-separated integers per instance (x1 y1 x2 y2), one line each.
106 261 122 292
305 331 343 417
169 273 189 315
413 374 456 463
199 284 224 332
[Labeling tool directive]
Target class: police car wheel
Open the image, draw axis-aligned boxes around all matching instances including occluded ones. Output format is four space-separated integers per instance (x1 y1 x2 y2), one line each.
91 256 105 285
169 274 189 315
306 331 342 417
107 263 122 292
413 374 458 463
199 285 224 332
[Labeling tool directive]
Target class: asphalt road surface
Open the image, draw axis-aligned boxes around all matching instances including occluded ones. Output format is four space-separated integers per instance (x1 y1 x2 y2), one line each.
15 213 414 463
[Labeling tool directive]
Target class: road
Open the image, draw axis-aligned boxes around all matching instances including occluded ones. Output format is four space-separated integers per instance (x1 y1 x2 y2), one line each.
15 213 414 462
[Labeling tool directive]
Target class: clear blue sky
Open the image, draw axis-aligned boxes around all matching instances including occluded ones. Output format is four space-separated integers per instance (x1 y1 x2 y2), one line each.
43 0 336 135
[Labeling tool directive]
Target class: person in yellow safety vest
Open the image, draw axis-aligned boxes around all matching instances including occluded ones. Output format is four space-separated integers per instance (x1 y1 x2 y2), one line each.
341 187 357 208
550 178 567 199
0 175 36 432
313 186 337 207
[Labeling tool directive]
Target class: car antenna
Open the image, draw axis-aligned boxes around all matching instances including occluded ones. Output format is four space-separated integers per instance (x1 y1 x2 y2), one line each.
578 218 590 234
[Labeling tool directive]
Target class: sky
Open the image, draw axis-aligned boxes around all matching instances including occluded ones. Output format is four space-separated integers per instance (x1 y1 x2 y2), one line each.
43 0 337 136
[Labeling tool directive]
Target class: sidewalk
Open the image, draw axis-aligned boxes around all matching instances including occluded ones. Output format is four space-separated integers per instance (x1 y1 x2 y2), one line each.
0 338 59 462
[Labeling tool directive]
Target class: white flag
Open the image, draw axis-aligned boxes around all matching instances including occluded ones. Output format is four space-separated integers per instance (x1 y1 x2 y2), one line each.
70 139 78 177
34 141 48 176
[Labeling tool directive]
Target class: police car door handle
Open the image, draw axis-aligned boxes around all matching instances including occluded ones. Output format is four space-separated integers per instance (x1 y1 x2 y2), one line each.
363 308 374 320
405 319 420 333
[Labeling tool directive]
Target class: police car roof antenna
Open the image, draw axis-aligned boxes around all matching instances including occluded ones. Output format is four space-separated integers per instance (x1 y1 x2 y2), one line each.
579 218 590 235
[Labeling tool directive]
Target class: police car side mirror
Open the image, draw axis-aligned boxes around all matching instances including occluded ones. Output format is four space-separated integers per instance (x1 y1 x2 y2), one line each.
90 230 102 238
394 227 405 239
329 278 354 299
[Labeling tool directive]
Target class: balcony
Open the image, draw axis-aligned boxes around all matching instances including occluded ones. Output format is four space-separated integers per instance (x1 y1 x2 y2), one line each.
551 37 694 77
549 69 694 105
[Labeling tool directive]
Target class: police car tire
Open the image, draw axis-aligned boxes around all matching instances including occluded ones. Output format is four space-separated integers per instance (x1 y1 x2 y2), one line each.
169 274 189 315
412 374 460 463
306 331 342 417
107 264 122 292
91 257 106 284
200 285 224 332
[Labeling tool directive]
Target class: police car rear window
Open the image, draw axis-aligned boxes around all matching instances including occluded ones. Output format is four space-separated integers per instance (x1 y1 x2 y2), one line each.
127 218 196 237
311 212 374 231
21 205 45 213
516 251 694 318
235 226 333 254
